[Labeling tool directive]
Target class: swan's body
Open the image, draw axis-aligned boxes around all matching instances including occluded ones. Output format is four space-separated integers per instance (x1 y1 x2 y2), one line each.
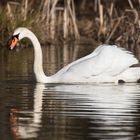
10 27 140 83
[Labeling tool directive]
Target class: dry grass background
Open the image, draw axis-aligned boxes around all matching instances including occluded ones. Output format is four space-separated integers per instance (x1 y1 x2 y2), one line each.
0 0 140 56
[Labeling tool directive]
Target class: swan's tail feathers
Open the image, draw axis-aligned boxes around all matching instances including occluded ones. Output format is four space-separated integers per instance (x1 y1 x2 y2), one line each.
120 67 140 82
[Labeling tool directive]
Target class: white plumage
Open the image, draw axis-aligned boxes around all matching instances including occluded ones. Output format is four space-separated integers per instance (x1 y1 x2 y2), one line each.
10 27 140 83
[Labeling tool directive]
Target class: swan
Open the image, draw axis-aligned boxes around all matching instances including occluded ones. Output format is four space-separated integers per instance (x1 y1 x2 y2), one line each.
10 27 140 83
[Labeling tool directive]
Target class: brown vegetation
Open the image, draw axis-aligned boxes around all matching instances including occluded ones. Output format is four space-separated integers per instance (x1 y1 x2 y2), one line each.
0 0 79 46
0 0 140 55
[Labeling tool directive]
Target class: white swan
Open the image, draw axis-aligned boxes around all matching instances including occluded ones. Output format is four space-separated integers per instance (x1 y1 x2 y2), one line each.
10 27 140 83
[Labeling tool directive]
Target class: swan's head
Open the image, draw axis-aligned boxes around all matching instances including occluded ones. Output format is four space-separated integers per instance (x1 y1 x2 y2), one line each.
10 27 29 50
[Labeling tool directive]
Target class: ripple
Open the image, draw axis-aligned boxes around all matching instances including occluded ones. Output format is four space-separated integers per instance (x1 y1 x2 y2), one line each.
1 83 140 139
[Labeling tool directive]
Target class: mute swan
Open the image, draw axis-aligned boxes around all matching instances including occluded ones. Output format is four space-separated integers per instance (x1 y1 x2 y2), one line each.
10 27 140 83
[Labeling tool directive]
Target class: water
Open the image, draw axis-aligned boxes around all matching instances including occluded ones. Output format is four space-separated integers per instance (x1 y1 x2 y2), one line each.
0 46 140 140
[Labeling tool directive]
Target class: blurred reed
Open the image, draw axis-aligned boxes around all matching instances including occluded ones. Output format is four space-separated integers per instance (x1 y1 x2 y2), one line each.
0 0 79 46
0 0 139 55
77 0 140 60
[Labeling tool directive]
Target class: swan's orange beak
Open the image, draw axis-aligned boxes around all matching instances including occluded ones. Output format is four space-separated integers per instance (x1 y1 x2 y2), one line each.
10 37 18 50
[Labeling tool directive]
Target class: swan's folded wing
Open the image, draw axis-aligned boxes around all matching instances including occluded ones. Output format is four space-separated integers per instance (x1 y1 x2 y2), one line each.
104 47 138 76
56 45 138 79
63 46 115 77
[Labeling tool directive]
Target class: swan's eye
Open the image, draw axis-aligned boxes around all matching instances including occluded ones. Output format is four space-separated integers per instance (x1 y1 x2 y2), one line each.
12 33 19 40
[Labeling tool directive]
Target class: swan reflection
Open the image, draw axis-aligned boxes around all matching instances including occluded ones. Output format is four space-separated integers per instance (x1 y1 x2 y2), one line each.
10 83 140 139
10 83 45 139
50 84 140 139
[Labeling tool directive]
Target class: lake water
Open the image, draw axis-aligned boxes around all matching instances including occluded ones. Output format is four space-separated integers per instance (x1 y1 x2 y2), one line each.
0 45 140 140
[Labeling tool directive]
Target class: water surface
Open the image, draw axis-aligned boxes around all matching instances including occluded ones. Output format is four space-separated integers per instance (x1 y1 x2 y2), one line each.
0 46 140 140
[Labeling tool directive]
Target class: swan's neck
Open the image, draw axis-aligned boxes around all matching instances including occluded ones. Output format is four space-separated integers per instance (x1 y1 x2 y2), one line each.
25 31 50 83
